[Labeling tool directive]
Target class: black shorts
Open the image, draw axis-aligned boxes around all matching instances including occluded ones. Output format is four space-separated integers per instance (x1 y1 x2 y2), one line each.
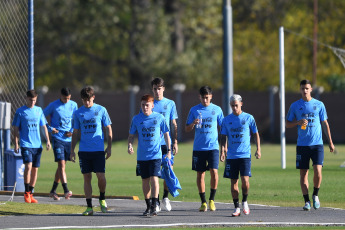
296 145 324 169
78 151 106 174
223 158 251 179
192 150 219 172
136 159 162 179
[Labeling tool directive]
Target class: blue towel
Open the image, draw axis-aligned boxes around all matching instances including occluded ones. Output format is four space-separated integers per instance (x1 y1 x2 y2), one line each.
160 157 182 197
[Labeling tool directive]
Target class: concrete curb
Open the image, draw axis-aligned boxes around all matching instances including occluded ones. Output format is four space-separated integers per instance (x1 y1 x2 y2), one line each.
0 191 139 200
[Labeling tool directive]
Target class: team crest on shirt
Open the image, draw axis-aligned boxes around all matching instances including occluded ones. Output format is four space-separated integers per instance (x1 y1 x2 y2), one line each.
241 119 246 125
211 110 215 115
95 111 98 116
154 119 157 124
313 106 317 110
164 104 168 110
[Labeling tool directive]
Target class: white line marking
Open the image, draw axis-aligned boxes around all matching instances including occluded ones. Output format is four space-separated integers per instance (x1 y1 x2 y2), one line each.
5 222 345 230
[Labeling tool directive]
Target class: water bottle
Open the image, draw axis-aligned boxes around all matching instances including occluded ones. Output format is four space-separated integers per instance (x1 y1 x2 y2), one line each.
301 114 308 130
196 112 202 128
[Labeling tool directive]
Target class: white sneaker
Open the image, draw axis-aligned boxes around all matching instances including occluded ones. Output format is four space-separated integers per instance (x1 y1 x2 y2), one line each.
232 207 241 217
162 198 172 211
242 201 250 215
155 203 161 212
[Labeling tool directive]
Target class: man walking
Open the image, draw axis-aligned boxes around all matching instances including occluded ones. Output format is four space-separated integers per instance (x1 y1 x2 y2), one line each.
44 87 78 200
220 94 261 216
150 77 178 211
71 86 112 216
286 79 335 210
12 90 51 203
185 86 224 212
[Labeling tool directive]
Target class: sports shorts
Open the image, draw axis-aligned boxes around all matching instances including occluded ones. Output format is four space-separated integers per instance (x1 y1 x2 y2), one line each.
20 147 43 167
52 138 71 162
136 159 162 179
192 150 219 172
296 145 324 169
78 151 106 174
223 158 251 179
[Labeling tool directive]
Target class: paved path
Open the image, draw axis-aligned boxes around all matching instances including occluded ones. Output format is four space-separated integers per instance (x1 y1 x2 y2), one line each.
1 195 344 229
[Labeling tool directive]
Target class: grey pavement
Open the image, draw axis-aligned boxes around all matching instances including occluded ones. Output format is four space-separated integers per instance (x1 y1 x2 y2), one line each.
0 195 345 229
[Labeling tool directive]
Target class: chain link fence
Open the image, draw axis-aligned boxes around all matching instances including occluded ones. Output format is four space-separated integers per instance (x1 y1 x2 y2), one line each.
0 0 28 143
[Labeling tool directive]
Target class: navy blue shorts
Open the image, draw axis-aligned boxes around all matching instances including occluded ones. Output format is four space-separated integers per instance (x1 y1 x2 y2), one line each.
161 145 174 165
223 158 251 179
136 159 162 179
192 150 219 172
78 151 106 174
20 147 43 167
52 138 71 162
296 145 324 169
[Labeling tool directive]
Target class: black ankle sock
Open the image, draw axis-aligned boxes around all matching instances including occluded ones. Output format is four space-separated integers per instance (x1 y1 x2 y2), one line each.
209 189 217 201
99 192 105 200
303 194 310 203
163 190 169 199
86 198 92 208
51 181 59 193
25 183 30 193
242 194 248 202
313 187 319 196
145 199 151 209
199 192 206 203
62 183 69 193
151 197 158 208
29 186 34 193
233 199 239 208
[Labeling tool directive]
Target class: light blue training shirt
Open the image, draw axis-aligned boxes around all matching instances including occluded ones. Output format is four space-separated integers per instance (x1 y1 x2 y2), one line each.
129 112 169 161
286 98 327 146
152 97 178 146
12 105 47 148
220 112 258 159
44 99 78 142
186 103 224 151
73 103 112 152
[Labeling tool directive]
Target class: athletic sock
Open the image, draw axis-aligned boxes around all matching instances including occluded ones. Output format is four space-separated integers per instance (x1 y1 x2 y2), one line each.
62 183 69 193
209 189 217 201
25 183 30 193
145 199 151 209
151 197 158 208
99 192 105 200
29 186 34 193
233 199 239 208
86 198 92 208
303 194 310 203
157 194 160 205
199 192 207 203
242 194 248 202
313 187 319 197
163 190 169 199
50 181 59 193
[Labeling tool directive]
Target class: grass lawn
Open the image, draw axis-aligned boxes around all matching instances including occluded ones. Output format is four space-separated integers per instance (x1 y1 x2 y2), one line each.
31 141 345 209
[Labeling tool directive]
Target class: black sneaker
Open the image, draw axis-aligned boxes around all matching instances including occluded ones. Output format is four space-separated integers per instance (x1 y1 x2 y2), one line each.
150 206 157 216
143 208 150 216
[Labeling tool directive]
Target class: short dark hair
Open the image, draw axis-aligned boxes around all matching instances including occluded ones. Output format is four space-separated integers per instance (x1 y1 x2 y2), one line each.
151 77 165 88
61 87 71 96
26 90 38 98
300 79 311 86
199 86 212 96
80 86 94 100
141 94 154 103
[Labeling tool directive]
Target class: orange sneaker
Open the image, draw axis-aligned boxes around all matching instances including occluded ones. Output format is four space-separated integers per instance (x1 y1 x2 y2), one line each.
24 192 31 203
30 193 38 203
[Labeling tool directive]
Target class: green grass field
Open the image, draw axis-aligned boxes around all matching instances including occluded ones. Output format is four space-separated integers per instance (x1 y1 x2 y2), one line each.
32 142 345 209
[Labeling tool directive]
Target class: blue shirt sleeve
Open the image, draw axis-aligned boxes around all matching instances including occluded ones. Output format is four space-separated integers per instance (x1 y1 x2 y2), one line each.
73 112 80 130
101 107 112 127
171 101 178 120
12 110 20 127
39 108 47 126
129 117 137 135
286 104 296 122
319 102 327 122
186 109 195 125
249 115 258 134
